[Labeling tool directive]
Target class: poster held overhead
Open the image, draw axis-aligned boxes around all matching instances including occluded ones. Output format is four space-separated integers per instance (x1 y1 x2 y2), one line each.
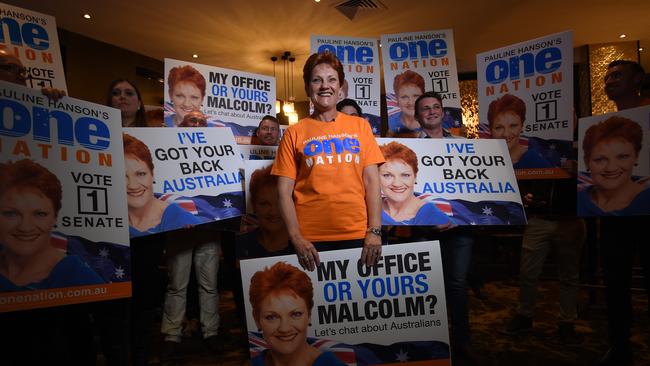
311 35 382 135
381 29 463 137
476 31 574 180
0 2 68 92
164 58 276 144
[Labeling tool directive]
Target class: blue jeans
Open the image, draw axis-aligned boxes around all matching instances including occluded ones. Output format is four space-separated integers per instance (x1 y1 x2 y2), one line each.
161 230 220 342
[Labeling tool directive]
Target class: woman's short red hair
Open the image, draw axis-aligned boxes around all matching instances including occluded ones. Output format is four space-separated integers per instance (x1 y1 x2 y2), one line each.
123 133 154 173
380 141 419 175
393 70 425 96
0 159 62 214
582 116 643 165
168 65 207 98
249 262 313 322
302 52 345 94
487 94 526 129
249 165 278 207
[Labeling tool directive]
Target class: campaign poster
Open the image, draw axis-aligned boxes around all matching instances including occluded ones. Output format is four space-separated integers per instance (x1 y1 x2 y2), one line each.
381 29 462 137
311 35 381 135
0 2 67 91
240 241 451 365
476 31 574 180
163 58 276 144
239 144 277 160
577 105 650 217
122 127 245 237
376 138 526 226
0 81 129 311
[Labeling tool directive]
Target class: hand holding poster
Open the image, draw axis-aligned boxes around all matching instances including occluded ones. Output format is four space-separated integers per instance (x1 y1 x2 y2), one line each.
377 138 526 226
0 2 67 91
241 241 451 365
122 127 245 237
577 105 650 216
381 29 463 137
0 81 129 311
476 31 574 179
164 59 275 144
311 35 381 135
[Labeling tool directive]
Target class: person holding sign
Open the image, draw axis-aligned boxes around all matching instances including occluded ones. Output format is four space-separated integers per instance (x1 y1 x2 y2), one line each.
249 262 346 366
123 133 203 236
596 60 650 366
272 52 384 272
487 94 552 169
255 115 281 146
107 79 147 127
165 65 206 127
579 116 650 216
378 141 452 226
387 70 424 137
0 160 104 291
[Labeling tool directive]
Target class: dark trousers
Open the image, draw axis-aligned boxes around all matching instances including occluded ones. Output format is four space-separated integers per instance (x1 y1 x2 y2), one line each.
600 216 650 349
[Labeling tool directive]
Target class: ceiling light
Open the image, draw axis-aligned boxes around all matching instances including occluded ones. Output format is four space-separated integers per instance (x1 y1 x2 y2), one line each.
315 0 321 2
83 14 91 19
192 54 199 58
619 34 626 38
640 47 644 52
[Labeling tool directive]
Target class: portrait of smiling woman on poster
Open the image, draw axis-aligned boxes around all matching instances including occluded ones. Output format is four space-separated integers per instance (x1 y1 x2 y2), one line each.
0 159 103 291
379 141 452 226
578 116 650 216
122 133 202 237
249 262 345 366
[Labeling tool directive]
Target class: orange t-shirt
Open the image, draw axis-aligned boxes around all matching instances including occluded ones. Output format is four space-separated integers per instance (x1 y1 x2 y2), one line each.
271 113 384 241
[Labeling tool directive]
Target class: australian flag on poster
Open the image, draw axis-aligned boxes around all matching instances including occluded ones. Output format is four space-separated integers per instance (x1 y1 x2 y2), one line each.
248 332 449 365
419 194 527 225
156 192 244 223
53 233 131 283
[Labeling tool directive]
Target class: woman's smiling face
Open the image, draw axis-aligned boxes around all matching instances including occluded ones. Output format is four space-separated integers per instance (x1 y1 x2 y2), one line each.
588 137 638 192
257 290 310 356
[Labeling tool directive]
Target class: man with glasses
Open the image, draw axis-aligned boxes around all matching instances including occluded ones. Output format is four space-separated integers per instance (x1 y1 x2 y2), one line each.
255 115 280 146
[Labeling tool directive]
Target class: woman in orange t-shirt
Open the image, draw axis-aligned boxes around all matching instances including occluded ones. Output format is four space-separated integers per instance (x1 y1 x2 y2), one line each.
272 52 384 271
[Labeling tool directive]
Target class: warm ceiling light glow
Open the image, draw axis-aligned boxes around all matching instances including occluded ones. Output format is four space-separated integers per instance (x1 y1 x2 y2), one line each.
619 34 626 38
315 0 321 2
640 47 644 51
192 54 199 58
83 14 91 19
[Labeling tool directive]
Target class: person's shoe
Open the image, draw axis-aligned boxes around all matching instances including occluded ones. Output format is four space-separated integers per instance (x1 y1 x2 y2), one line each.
500 314 532 335
204 334 225 354
597 346 633 366
159 340 179 364
557 322 584 345
455 344 482 366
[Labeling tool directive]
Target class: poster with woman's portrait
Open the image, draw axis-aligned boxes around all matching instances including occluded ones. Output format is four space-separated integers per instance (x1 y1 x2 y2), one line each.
476 31 574 180
311 35 381 135
240 241 451 366
164 58 276 144
0 81 131 312
122 127 245 237
380 29 463 137
577 105 650 217
376 138 526 226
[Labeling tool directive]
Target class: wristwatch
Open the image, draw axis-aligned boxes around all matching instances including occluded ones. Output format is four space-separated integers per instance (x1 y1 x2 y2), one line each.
366 227 382 237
